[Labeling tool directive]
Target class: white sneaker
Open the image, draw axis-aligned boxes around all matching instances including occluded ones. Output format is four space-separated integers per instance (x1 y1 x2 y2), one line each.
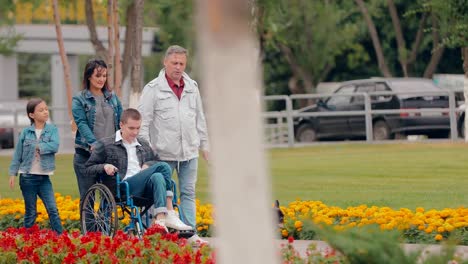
153 218 168 233
187 234 208 246
165 210 193 231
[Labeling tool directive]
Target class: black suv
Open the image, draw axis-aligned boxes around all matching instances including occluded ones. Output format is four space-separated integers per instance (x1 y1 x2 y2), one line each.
295 78 451 141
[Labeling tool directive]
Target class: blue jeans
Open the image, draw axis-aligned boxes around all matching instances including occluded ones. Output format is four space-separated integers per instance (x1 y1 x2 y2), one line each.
74 150 97 201
162 158 198 228
123 162 172 215
19 174 63 234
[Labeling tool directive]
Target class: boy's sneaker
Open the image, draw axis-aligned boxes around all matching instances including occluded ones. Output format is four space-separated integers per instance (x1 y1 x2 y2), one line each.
187 234 208 246
153 218 168 233
165 210 193 231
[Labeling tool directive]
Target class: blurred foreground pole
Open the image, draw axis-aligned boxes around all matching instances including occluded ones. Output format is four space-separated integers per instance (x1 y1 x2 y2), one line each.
196 1 278 263
464 75 467 142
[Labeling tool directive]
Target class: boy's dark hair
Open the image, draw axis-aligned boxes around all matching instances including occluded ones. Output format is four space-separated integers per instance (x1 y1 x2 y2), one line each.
82 59 109 91
121 108 141 123
26 98 45 125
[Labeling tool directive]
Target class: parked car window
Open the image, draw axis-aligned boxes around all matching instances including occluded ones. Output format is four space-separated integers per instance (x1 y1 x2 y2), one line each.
353 84 375 104
372 83 392 102
327 85 354 106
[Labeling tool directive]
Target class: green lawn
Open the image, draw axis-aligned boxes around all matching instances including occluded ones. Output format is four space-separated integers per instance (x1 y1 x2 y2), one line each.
1 142 467 210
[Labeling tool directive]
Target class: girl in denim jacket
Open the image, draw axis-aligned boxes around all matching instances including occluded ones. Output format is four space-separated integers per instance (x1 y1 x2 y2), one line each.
8 98 63 234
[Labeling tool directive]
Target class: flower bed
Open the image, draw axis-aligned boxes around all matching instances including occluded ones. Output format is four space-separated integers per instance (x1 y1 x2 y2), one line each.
0 195 467 245
0 225 214 263
280 200 468 245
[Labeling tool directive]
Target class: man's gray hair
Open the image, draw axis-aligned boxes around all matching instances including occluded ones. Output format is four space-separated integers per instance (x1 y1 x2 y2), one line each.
165 45 188 58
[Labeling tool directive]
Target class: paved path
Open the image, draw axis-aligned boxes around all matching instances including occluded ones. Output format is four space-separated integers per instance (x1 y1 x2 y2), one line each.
204 238 468 260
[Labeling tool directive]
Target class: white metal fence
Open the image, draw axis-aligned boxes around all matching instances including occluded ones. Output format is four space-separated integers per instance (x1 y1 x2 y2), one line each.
262 90 464 147
1 90 464 151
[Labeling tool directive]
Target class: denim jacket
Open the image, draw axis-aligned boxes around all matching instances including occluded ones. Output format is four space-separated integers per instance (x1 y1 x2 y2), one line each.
72 88 122 150
9 123 60 176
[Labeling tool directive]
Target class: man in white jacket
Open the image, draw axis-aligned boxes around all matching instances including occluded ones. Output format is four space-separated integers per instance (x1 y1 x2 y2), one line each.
138 45 209 245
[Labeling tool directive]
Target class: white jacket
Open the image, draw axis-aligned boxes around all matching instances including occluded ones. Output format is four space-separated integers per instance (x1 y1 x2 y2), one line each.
138 69 209 161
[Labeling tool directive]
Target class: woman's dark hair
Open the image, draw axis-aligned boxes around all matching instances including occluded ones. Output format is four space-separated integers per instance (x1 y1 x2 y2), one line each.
82 59 109 90
26 98 45 124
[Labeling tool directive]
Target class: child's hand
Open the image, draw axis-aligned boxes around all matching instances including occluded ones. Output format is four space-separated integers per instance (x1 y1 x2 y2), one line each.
9 176 15 190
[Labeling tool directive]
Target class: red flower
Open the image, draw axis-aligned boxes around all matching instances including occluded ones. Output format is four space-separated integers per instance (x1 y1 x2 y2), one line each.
288 236 294 244
195 249 202 264
174 253 183 264
77 248 87 258
183 251 192 263
63 253 76 264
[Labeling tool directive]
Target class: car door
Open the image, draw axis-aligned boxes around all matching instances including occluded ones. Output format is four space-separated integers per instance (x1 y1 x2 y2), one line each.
348 84 375 136
319 85 355 137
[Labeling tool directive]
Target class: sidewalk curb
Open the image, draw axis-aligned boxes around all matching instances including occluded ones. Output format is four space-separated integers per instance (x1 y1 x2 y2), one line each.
203 238 468 260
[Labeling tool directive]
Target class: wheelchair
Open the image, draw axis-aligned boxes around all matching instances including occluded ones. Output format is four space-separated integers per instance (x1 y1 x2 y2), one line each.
79 172 194 239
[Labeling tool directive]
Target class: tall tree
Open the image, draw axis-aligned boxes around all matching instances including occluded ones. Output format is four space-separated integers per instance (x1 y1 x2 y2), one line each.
106 0 115 90
258 0 360 98
51 0 74 130
425 0 468 77
355 0 392 77
84 0 128 99
112 0 122 97
85 0 107 60
129 0 144 107
356 0 444 77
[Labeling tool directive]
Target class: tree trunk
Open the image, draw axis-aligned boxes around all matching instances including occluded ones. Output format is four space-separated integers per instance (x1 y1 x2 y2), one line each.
129 0 144 108
387 0 408 76
423 14 445 78
279 44 316 107
122 2 136 83
113 0 122 97
423 47 444 78
85 0 107 60
196 0 278 262
407 12 427 74
279 44 316 92
107 0 115 89
355 0 392 77
51 0 75 131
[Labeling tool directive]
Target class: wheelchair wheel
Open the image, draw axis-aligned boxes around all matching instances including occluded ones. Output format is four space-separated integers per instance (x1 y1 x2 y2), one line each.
80 183 118 236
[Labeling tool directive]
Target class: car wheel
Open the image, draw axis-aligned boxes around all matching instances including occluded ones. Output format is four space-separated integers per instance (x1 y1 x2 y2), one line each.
296 124 317 142
373 121 391 141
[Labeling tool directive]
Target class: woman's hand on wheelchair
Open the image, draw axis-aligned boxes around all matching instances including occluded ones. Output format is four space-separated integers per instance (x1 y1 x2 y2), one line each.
104 164 118 176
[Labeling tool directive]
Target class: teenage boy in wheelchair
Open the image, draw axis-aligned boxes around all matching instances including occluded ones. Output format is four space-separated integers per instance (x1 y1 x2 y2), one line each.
85 108 192 232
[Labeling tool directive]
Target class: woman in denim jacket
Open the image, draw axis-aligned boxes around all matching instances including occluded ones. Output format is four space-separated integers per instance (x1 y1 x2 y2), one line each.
8 98 63 234
72 59 122 202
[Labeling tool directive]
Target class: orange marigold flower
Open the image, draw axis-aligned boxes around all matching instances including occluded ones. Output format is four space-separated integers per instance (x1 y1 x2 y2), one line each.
294 220 303 229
